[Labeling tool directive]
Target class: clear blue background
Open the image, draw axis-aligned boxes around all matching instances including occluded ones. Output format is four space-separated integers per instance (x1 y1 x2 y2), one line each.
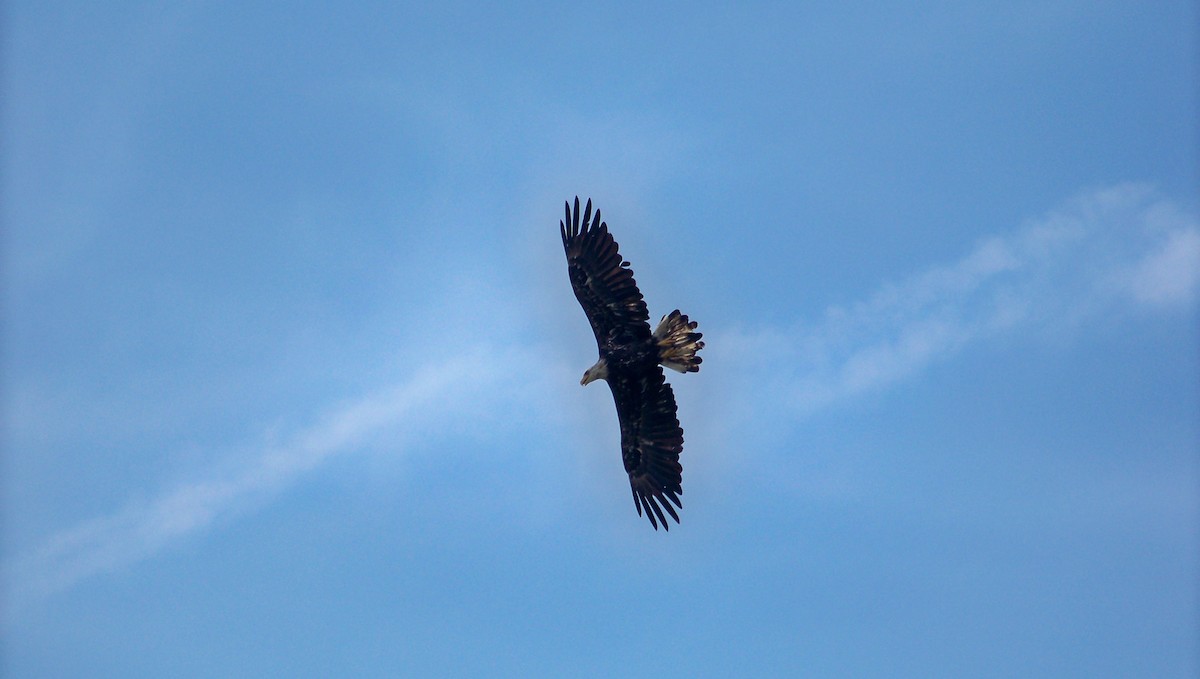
3 2 1197 677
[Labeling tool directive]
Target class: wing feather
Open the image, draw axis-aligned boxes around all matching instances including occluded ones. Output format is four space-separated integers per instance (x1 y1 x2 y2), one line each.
612 368 685 531
561 197 651 347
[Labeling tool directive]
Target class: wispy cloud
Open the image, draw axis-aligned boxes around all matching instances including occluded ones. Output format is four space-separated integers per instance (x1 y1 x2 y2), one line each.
713 184 1198 415
1124 226 1200 307
2 349 534 620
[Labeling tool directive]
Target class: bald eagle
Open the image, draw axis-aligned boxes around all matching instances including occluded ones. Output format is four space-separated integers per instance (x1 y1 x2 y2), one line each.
561 197 704 530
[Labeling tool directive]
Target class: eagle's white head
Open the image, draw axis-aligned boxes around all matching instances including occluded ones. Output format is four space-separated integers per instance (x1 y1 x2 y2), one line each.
580 357 609 386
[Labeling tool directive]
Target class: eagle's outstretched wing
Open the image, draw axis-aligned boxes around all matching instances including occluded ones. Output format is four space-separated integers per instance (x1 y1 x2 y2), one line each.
611 369 684 530
560 197 651 347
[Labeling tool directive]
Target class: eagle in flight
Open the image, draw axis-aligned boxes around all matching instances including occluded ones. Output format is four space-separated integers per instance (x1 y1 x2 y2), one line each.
560 197 704 530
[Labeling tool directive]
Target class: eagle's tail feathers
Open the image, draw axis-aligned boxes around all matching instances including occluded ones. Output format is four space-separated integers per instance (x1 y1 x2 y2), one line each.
654 309 704 373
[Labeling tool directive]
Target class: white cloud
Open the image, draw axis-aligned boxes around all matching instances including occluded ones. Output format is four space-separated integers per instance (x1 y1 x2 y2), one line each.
2 349 529 620
1125 228 1200 306
713 184 1198 415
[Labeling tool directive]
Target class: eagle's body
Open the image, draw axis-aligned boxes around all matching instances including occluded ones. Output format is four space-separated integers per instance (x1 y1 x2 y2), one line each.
560 197 704 530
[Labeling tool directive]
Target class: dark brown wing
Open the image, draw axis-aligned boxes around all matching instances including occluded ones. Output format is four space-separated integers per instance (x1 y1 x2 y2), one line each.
611 368 684 530
561 197 651 347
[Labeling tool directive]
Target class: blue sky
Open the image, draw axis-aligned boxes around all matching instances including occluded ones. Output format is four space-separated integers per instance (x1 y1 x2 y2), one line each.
3 2 1197 676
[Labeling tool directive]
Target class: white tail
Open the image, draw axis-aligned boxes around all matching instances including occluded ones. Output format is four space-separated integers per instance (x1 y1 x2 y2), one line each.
654 309 704 373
